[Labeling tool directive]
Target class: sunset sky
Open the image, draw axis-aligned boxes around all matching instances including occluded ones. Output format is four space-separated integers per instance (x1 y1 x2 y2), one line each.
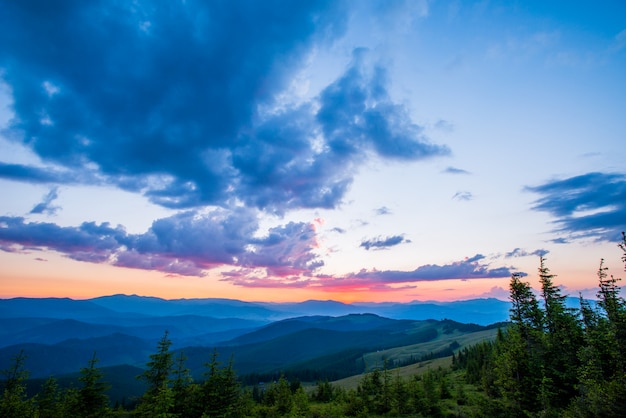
1 0 625 303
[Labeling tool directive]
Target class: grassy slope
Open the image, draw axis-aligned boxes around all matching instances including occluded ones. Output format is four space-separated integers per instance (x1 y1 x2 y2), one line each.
329 327 500 391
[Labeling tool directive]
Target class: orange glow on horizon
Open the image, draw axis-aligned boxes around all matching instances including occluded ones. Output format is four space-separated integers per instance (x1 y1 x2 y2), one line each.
0 248 611 303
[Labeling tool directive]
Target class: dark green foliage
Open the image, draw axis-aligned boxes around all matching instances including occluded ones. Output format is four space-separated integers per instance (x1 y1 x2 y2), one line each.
171 350 196 417
240 348 368 385
139 330 174 399
74 352 110 417
200 349 241 417
0 350 36 418
135 330 175 416
570 246 626 417
456 235 626 417
37 376 64 418
395 340 460 368
314 379 335 402
538 258 584 411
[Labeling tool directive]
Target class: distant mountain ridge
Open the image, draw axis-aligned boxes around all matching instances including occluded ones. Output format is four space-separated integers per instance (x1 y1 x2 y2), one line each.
1 294 515 325
0 294 514 379
87 294 513 324
1 294 596 329
1 294 594 382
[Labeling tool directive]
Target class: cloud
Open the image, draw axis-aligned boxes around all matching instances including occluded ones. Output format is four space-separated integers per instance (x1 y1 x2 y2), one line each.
0 209 518 291
527 172 626 242
0 1 448 214
317 49 449 162
360 235 409 250
241 221 323 277
444 166 470 175
609 28 626 53
474 286 510 300
350 255 518 281
452 191 473 201
30 187 60 215
220 253 520 291
0 209 322 278
434 119 455 132
505 248 549 258
375 206 392 215
0 162 75 184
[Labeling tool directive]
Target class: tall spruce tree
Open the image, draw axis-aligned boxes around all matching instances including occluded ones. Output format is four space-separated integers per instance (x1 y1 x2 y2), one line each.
137 330 175 416
538 257 583 411
0 350 35 418
171 350 196 417
75 352 110 418
494 273 544 414
201 349 241 417
37 376 63 418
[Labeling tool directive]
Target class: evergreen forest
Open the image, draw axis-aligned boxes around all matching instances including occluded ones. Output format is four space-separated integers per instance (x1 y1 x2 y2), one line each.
2 233 626 417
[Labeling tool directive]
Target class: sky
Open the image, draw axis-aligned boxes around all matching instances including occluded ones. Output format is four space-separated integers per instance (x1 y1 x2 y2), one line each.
0 0 625 303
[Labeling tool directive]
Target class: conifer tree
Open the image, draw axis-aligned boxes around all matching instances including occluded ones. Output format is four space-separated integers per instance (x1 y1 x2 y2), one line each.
37 376 63 418
538 257 583 410
494 273 544 413
137 330 175 416
140 331 174 396
171 350 195 417
0 350 35 418
201 349 241 417
75 352 110 418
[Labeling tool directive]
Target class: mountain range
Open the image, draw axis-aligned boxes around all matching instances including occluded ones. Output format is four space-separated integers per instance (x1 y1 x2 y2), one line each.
0 293 593 395
1 293 512 324
0 294 514 379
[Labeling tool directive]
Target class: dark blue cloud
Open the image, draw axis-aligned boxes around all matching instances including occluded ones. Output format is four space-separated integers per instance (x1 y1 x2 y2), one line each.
0 1 449 213
30 187 60 215
317 49 449 161
0 0 346 208
550 237 569 244
0 216 124 262
0 162 75 184
360 235 409 250
527 172 626 241
232 50 449 212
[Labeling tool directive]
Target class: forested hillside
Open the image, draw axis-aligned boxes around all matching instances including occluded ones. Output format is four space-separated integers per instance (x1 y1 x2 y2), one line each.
1 234 625 417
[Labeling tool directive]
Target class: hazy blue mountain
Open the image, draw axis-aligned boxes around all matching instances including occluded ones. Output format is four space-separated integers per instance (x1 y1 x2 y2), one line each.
356 298 512 324
0 297 125 319
262 298 513 325
0 333 152 378
89 294 280 320
258 300 363 317
0 315 265 349
0 318 58 340
2 319 131 347
225 313 409 346
1 294 519 326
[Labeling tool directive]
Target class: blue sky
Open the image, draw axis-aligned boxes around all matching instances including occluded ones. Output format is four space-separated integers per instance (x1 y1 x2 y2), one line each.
0 0 624 302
